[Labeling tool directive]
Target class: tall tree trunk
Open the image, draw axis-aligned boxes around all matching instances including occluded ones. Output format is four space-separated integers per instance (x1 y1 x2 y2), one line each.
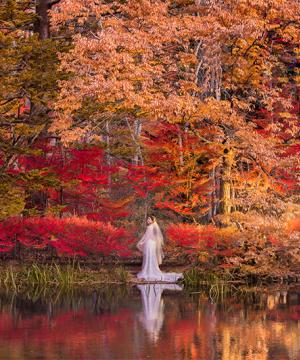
34 0 50 40
133 119 142 165
214 165 221 216
194 30 224 222
176 124 184 167
34 0 62 39
58 143 65 217
221 148 234 223
126 118 144 166
207 165 216 221
105 120 112 193
23 1 61 215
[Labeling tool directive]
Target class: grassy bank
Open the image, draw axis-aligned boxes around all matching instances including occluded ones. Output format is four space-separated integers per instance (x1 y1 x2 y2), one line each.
0 261 299 294
182 266 300 288
0 263 132 292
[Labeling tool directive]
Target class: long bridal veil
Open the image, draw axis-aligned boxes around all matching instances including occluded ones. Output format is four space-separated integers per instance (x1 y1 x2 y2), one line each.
137 220 183 282
137 220 164 264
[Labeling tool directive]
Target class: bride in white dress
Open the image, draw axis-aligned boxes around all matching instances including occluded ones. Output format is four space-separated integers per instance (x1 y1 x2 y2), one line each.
136 216 183 282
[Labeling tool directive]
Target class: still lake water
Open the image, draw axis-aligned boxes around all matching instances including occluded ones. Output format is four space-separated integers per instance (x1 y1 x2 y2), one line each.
0 284 299 360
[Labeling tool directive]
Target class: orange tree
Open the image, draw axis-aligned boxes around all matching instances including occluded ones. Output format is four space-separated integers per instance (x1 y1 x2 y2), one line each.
50 0 299 225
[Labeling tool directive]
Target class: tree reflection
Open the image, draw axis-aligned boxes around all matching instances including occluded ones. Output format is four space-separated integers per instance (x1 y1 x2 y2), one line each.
0 286 298 360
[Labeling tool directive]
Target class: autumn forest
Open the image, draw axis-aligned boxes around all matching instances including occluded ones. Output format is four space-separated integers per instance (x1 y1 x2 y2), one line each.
0 0 300 283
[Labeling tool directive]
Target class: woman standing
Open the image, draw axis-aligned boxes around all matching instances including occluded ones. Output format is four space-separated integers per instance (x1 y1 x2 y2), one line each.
137 216 183 282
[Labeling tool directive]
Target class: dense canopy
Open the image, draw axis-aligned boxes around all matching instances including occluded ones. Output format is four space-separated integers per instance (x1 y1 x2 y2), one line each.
0 0 299 275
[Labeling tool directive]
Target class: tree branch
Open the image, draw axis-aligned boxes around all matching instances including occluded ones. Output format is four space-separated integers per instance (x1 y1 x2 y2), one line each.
47 0 62 8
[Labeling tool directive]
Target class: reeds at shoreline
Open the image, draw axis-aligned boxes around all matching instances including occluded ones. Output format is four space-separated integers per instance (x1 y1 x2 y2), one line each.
0 263 132 292
0 262 298 295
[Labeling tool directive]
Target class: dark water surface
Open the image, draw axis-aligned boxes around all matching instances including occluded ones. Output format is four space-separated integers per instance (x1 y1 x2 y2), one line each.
0 284 299 360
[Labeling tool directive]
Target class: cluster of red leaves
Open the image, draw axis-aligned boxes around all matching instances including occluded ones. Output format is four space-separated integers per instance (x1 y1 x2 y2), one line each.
167 216 300 274
125 164 168 199
166 223 217 252
0 216 133 257
18 143 133 221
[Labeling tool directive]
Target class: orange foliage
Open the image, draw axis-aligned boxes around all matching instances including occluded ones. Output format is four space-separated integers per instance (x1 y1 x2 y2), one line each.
287 218 300 233
49 0 299 222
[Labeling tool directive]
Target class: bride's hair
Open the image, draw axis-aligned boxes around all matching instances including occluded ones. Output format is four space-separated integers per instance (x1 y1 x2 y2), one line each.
148 215 156 222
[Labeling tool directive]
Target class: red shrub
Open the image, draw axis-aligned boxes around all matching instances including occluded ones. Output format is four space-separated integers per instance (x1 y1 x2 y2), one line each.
166 223 217 250
0 216 134 257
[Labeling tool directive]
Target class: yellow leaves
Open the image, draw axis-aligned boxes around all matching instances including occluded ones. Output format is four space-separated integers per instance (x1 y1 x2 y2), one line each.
103 196 135 209
215 225 237 242
195 177 211 186
267 23 280 31
248 45 262 59
50 0 110 31
229 33 273 90
14 124 43 137
103 17 120 28
260 171 270 191
231 47 240 56
49 113 73 136
232 97 251 112
190 193 200 208
196 97 232 123
235 38 249 51
173 0 194 6
156 94 200 124
278 112 294 119
174 185 189 195
0 98 19 118
295 75 300 87
179 53 198 66
294 47 300 55
237 168 271 193
178 80 199 94
277 76 289 84
232 67 246 80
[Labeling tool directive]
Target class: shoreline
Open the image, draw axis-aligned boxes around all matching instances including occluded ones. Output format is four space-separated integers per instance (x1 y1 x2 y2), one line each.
0 263 299 293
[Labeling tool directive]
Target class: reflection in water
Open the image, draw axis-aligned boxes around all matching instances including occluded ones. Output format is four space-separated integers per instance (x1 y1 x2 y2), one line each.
137 284 183 342
0 286 299 359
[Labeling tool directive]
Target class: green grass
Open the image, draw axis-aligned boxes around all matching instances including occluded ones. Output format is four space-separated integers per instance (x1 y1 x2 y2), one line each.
182 268 227 287
0 263 132 292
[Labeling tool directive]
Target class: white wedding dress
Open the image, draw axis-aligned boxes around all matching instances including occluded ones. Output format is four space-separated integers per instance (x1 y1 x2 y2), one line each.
136 221 183 282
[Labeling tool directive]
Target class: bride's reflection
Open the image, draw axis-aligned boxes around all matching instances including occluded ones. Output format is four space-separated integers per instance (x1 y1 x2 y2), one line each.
137 283 183 342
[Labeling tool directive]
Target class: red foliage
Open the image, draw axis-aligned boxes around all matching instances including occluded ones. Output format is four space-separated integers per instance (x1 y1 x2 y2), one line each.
267 235 279 245
0 216 134 257
125 164 167 199
166 223 217 250
19 143 132 222
18 96 31 116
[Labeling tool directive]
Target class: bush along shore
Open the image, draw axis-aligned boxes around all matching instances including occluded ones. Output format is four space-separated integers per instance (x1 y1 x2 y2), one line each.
1 216 299 291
